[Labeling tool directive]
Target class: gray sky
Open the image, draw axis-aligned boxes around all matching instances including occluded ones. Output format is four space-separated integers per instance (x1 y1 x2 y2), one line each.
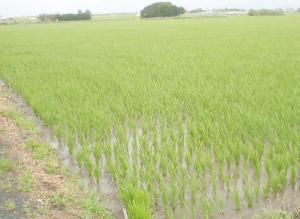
0 0 299 17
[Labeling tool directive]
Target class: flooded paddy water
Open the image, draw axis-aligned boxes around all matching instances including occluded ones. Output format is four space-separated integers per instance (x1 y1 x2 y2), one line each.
1 77 300 219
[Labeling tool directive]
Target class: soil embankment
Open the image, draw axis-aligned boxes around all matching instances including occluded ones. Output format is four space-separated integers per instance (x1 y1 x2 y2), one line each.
0 84 112 218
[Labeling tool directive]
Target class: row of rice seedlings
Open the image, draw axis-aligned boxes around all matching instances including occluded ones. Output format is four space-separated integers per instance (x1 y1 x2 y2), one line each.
69 113 300 219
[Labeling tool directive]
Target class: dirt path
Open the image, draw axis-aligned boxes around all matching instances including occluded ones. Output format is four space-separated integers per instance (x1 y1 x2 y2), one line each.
0 85 112 218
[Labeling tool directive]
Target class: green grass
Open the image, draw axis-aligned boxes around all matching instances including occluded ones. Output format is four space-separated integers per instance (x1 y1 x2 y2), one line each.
0 109 37 132
0 157 16 174
25 139 52 160
50 190 67 205
0 181 13 190
0 15 300 217
44 163 61 174
77 190 113 218
17 170 35 192
3 199 16 211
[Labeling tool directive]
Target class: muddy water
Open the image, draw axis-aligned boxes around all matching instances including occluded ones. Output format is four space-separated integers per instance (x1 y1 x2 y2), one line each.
1 77 300 219
0 78 125 219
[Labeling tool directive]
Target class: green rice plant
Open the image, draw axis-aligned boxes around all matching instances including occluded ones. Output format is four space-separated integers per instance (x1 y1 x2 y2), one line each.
187 138 194 156
93 163 101 181
159 154 167 177
185 152 192 168
244 184 254 207
165 206 175 219
152 184 159 206
188 174 197 202
177 141 183 162
233 144 241 166
231 187 241 211
270 173 282 194
250 151 261 181
224 149 232 167
169 182 178 211
291 164 297 186
224 174 231 191
161 181 169 208
233 164 239 180
1 16 300 217
169 165 177 182
220 166 226 184
200 196 216 219
120 184 152 219
92 143 102 163
217 196 225 215
178 169 186 206
211 171 218 196
253 182 260 200
263 180 270 199
265 155 273 178
188 199 197 219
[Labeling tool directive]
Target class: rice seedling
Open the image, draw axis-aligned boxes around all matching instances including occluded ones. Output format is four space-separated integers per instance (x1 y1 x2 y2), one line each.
253 182 260 201
291 164 297 186
263 181 270 199
178 169 186 206
161 181 169 208
244 184 254 207
200 196 216 219
1 15 299 218
188 174 197 203
170 182 178 211
120 184 152 219
165 206 175 219
188 199 197 219
231 187 241 211
217 196 225 215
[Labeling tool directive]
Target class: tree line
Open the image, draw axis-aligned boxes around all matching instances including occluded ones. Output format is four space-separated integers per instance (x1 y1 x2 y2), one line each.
248 9 284 16
38 10 92 21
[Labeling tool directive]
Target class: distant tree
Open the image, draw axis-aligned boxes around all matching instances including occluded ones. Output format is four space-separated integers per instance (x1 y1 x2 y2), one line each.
38 10 92 22
38 13 59 21
248 9 257 16
84 10 92 16
248 9 283 16
189 8 205 13
140 2 185 18
297 8 300 12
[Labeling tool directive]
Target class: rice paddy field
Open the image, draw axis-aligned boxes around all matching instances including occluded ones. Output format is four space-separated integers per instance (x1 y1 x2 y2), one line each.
1 15 300 218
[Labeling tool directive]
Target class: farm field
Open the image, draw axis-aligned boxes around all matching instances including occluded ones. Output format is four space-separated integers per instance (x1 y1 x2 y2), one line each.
1 15 300 218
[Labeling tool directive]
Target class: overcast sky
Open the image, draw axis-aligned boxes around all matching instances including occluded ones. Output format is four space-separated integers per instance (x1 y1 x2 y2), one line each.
0 0 299 17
